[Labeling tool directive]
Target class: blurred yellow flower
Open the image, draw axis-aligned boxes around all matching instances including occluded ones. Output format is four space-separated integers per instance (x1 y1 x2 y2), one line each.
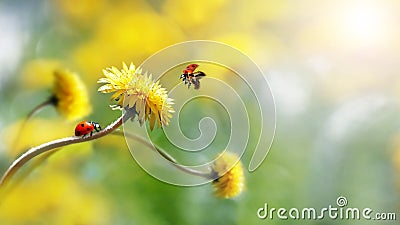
2 119 76 157
163 0 228 31
72 1 184 85
211 152 245 198
54 0 107 27
51 69 92 121
98 63 174 130
0 167 110 225
20 59 62 89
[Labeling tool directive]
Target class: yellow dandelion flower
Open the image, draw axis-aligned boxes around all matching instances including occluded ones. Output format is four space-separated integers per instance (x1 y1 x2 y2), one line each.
211 152 245 198
9 69 91 153
98 62 174 130
51 69 92 120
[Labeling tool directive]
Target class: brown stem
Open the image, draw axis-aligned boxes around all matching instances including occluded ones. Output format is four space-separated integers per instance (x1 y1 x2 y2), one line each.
113 131 212 178
27 99 54 119
0 111 132 189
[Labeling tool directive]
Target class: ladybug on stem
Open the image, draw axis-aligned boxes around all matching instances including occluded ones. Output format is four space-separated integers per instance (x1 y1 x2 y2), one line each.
75 121 101 137
180 63 206 89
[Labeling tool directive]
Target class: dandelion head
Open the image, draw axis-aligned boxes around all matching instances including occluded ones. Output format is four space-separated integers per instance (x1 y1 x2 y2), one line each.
51 69 92 121
211 152 245 198
97 62 174 130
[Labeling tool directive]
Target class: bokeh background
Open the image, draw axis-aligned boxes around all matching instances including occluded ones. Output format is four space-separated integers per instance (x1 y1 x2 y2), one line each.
0 0 399 224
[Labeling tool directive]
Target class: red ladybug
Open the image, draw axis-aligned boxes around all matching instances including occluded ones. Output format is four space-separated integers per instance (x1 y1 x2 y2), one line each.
75 121 101 137
180 63 206 89
182 63 198 74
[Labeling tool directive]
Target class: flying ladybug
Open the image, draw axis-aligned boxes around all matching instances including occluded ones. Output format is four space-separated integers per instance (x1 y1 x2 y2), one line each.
180 63 206 89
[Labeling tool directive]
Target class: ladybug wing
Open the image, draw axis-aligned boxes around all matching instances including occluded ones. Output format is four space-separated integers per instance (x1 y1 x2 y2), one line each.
192 71 206 78
192 71 206 89
193 78 201 89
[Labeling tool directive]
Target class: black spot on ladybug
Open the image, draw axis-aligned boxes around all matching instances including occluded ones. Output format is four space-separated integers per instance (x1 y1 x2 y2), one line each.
81 124 85 127
86 128 91 131
76 131 81 135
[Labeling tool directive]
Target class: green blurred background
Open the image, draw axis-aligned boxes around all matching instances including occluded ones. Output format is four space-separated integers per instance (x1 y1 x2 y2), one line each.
0 0 399 224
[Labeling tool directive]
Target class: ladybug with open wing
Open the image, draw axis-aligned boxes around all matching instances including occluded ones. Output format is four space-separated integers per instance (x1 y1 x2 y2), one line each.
75 121 101 137
180 63 206 89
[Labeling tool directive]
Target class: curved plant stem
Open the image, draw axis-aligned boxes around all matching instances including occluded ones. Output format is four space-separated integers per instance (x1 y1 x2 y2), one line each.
27 99 54 119
0 108 213 190
12 99 53 149
112 131 212 178
0 111 131 189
